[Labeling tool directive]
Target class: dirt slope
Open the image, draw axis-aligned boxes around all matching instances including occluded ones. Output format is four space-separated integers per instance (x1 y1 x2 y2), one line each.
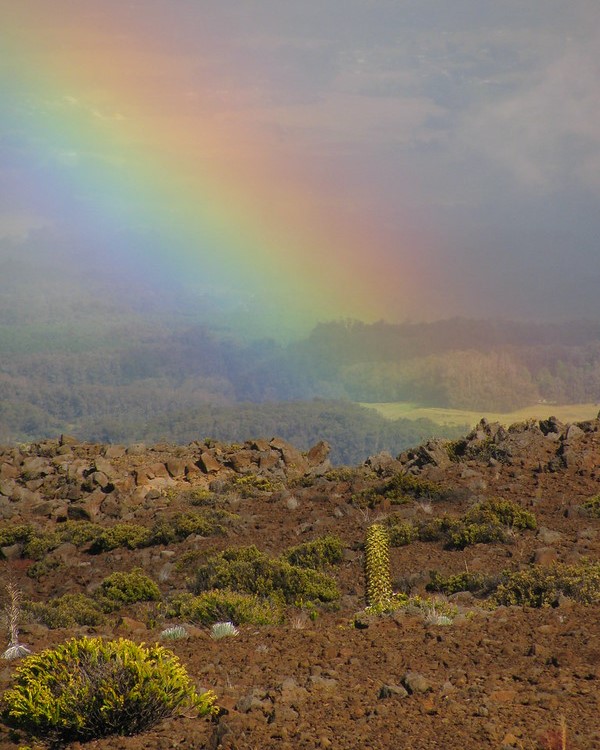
0 417 599 749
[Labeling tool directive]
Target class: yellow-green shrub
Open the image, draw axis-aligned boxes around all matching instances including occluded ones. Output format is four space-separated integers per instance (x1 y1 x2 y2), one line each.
89 523 153 553
581 494 600 518
426 570 492 596
384 518 419 547
26 594 105 629
282 535 344 569
167 590 282 625
95 568 161 609
193 545 339 604
492 561 600 607
1 637 216 744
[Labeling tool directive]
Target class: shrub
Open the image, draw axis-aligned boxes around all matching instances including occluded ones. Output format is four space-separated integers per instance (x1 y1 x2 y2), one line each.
413 499 536 550
89 523 153 553
88 513 230 554
167 590 282 625
465 438 509 463
228 475 283 497
95 568 161 609
1 637 217 744
26 594 106 629
193 546 339 604
354 473 446 508
384 518 418 547
426 570 493 596
580 494 600 518
492 561 600 607
467 498 536 530
446 521 507 550
0 524 33 549
282 535 344 569
445 439 467 462
364 523 392 609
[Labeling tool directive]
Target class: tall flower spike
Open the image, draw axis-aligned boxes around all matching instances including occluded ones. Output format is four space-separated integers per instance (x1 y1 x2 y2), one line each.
365 523 392 608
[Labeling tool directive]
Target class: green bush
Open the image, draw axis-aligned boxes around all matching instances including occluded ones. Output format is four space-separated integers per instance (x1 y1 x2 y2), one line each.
354 472 446 508
581 494 600 518
384 518 418 547
167 590 282 626
193 545 339 604
89 513 229 554
22 531 62 561
228 474 283 497
465 438 509 463
26 593 106 629
282 535 344 569
412 498 536 550
1 637 216 744
95 568 161 609
0 524 33 548
89 523 153 553
467 498 536 530
492 561 600 607
446 521 507 550
426 570 493 596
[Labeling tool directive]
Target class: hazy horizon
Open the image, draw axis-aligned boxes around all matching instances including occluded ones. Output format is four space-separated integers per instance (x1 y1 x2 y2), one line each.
3 1 600 337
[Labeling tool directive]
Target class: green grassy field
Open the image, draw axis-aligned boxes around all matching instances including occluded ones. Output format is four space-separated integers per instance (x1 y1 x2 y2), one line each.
360 402 600 429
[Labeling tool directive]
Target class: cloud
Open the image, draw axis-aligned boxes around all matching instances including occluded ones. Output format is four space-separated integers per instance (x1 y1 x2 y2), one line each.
459 33 600 193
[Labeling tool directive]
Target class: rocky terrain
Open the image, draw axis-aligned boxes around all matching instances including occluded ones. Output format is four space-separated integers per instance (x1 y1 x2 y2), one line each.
0 416 599 749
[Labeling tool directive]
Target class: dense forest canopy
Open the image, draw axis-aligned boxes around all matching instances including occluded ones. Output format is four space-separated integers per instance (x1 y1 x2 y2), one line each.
2 244 600 458
3 312 600 460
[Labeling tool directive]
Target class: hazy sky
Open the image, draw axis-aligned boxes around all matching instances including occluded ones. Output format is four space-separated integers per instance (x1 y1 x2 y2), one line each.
2 1 600 334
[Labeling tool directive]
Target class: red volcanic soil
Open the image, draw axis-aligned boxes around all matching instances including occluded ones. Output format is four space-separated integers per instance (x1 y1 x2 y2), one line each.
0 417 599 750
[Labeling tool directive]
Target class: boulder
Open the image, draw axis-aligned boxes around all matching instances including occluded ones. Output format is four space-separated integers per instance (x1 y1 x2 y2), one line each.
197 452 222 474
306 441 331 467
270 438 308 472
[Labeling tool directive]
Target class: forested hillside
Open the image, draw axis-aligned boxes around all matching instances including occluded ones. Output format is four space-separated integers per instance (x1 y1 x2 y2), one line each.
3 241 600 458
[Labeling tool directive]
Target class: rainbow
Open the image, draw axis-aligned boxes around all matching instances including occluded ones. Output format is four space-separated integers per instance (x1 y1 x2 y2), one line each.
2 4 419 334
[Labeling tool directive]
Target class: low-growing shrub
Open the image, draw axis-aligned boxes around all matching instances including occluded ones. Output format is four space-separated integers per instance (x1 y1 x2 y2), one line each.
492 561 600 607
193 546 339 604
354 472 447 508
95 568 161 609
426 570 494 596
384 518 419 547
166 590 283 625
0 524 33 549
26 593 106 629
468 498 536 531
580 494 600 518
89 513 230 554
464 438 510 463
228 475 283 497
1 637 217 744
89 523 153 553
282 535 344 569
418 498 536 550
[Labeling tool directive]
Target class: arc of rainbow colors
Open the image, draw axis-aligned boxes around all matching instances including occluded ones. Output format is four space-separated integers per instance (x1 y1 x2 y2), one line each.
2 4 413 329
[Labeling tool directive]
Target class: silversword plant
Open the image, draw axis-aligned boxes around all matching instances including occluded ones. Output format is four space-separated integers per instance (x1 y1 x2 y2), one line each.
160 625 189 641
210 621 239 640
